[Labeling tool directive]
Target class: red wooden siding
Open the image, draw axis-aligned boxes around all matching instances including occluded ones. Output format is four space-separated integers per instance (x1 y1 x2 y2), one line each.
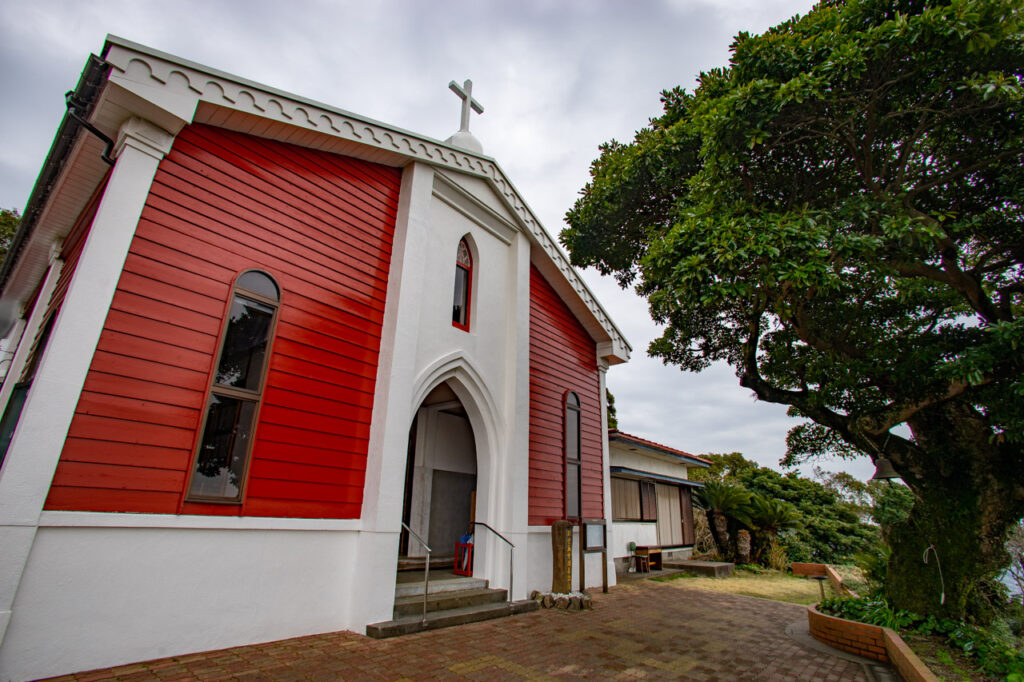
528 265 603 525
44 123 401 518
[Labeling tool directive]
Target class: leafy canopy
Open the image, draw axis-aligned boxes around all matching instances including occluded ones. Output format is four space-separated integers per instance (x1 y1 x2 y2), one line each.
563 0 1024 468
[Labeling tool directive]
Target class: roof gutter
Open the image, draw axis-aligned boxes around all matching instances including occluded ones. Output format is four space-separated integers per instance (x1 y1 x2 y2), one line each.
0 53 111 294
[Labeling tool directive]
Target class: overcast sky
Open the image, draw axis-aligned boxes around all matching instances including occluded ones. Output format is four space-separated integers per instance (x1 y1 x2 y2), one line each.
0 0 876 480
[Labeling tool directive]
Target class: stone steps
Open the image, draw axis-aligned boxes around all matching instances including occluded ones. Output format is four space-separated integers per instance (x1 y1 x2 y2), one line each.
395 575 488 598
367 598 538 639
393 587 508 617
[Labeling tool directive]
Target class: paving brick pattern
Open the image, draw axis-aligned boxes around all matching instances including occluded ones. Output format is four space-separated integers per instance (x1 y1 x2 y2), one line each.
44 580 870 681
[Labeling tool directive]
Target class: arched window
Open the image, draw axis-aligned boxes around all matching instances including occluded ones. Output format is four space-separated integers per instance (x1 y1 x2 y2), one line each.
187 270 280 502
452 238 472 331
565 392 582 520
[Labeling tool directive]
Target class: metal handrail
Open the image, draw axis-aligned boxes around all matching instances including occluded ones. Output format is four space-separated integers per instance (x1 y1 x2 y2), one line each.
473 522 514 604
401 522 432 624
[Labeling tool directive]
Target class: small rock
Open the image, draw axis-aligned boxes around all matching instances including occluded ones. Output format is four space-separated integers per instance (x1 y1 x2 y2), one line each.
555 596 569 609
582 596 593 610
567 597 580 612
530 590 539 600
542 594 554 608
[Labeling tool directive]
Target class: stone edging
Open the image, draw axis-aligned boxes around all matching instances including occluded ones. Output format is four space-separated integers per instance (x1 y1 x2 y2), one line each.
807 605 939 682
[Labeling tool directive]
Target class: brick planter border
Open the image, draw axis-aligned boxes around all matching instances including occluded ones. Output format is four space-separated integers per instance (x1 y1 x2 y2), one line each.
807 605 938 682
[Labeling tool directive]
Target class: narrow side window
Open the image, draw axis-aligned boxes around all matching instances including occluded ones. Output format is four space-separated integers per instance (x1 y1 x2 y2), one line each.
565 391 581 520
452 238 472 331
187 270 279 502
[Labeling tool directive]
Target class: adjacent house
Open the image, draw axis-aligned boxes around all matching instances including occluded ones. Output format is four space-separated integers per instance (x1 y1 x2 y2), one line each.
0 37 630 680
608 429 708 571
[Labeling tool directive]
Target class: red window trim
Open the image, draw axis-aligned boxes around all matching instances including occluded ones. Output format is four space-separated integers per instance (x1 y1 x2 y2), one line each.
453 238 472 332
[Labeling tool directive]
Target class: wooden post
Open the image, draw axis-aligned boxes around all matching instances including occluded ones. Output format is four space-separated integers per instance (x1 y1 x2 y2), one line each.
551 520 572 593
602 548 608 593
579 524 586 593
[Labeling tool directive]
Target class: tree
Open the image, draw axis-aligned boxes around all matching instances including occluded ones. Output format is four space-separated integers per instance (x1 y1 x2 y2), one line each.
692 479 750 560
606 389 618 429
563 0 1024 619
0 208 20 263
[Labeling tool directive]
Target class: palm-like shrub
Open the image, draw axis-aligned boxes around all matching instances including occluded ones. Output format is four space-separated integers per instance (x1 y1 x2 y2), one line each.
748 494 801 539
693 480 751 560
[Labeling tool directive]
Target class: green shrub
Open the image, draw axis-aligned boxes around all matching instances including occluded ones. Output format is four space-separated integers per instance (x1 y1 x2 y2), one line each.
819 597 1024 677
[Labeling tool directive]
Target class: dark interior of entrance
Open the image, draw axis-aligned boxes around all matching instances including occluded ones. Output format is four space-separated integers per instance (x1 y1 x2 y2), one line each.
399 383 477 569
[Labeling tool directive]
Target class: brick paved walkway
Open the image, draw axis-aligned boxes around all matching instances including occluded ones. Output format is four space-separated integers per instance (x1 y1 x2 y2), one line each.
45 579 873 681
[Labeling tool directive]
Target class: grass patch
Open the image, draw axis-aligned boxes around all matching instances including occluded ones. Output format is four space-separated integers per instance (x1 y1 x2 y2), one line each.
654 566 839 605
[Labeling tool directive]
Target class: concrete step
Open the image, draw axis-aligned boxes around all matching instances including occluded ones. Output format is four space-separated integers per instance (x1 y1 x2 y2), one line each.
393 587 507 617
366 599 539 639
663 559 735 578
395 576 488 598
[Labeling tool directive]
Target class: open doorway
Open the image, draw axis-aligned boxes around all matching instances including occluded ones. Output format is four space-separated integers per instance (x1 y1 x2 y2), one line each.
399 382 477 570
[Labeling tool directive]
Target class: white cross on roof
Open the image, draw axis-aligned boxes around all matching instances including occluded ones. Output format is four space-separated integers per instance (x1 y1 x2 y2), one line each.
448 79 484 133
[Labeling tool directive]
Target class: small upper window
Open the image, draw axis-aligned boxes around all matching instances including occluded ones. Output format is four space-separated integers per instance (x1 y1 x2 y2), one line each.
452 238 472 331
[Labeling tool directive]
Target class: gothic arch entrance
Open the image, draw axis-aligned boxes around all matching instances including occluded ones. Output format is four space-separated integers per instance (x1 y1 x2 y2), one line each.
399 382 477 567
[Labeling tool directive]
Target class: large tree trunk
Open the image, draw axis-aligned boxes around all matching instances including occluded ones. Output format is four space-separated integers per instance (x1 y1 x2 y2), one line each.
736 530 751 564
885 404 1023 622
706 510 732 560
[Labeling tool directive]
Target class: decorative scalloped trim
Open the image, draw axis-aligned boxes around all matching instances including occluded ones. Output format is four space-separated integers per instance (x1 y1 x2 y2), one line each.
105 47 629 357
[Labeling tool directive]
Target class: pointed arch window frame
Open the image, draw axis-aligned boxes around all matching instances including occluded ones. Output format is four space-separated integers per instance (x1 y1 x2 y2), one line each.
185 269 281 504
452 237 473 332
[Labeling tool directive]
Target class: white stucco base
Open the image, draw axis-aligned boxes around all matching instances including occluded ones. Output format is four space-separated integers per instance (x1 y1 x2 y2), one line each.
525 526 616 595
610 521 659 560
0 520 391 682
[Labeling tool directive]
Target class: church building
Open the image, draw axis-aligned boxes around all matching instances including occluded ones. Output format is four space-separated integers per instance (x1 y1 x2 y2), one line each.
0 37 629 680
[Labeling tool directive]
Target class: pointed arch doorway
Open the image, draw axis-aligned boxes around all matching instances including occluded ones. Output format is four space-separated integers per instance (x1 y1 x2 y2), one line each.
399 382 477 569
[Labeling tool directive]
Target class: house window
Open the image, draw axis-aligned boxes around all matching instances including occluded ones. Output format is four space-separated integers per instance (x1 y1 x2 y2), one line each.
565 391 581 520
610 477 657 522
452 238 472 331
187 270 279 502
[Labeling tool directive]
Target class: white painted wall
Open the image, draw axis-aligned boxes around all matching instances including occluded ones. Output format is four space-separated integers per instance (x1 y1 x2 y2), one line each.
610 521 659 559
525 527 609 595
360 163 532 604
0 520 361 682
609 443 691 481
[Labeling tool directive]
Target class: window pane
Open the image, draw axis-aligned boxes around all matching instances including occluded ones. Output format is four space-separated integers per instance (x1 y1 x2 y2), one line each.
215 296 274 390
640 481 657 521
236 271 279 300
452 266 468 325
189 394 257 500
565 407 579 462
456 240 471 268
567 461 580 519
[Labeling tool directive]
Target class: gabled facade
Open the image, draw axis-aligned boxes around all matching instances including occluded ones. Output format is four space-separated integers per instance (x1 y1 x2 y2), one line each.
0 37 629 681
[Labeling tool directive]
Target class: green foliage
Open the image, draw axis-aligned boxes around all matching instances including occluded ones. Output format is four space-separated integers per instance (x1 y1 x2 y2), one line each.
869 481 914 528
820 596 1024 677
605 389 618 429
0 208 20 263
692 478 751 516
820 596 916 630
563 0 1024 618
698 453 877 564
